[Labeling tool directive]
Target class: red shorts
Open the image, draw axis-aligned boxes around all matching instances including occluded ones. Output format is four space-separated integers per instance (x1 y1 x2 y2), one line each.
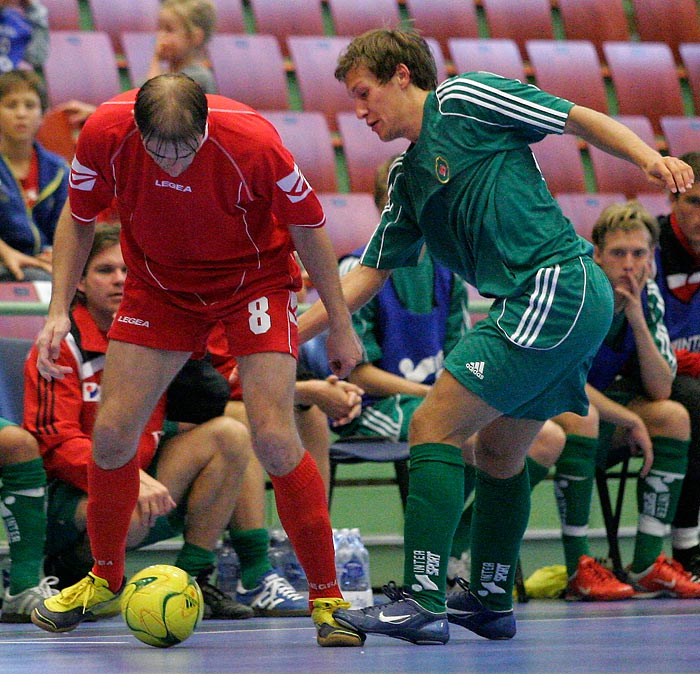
109 273 300 359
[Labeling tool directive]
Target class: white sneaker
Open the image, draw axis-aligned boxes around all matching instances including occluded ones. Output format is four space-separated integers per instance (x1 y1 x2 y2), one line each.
236 570 310 616
1 576 59 623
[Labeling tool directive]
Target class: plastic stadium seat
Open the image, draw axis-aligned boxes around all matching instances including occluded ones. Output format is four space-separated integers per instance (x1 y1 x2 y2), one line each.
404 0 479 56
660 117 700 157
603 42 685 135
88 0 159 53
209 0 246 33
36 108 76 162
209 34 289 110
44 31 121 108
631 0 700 61
248 0 324 55
44 0 81 30
526 40 607 113
556 192 626 242
316 193 381 259
326 0 402 37
448 38 526 81
636 192 670 218
426 37 449 85
531 134 587 194
260 111 338 193
121 32 156 87
287 36 353 130
480 0 554 58
587 116 657 197
337 111 409 193
557 0 629 59
0 337 34 424
680 44 700 116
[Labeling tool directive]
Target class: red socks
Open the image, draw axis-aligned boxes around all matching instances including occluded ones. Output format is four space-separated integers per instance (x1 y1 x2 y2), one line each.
87 456 140 592
269 451 341 604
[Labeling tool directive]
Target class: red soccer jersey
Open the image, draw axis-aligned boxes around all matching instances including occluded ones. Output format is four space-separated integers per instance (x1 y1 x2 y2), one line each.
68 91 325 297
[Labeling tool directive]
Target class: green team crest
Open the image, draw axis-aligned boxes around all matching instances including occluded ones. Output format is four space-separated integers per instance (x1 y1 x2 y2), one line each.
435 156 450 183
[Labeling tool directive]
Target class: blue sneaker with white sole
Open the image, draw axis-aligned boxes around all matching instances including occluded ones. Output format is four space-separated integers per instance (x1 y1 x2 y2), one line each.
446 577 516 640
333 581 449 645
236 570 310 617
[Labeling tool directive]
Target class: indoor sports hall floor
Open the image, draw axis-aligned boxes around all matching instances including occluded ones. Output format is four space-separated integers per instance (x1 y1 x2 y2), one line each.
2 598 699 674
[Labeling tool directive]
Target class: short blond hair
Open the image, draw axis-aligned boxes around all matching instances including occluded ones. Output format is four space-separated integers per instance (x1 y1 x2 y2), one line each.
592 200 659 249
161 0 217 44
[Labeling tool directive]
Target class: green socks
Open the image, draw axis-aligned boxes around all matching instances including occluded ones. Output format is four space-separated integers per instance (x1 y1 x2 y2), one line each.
0 458 47 594
403 443 464 612
631 436 689 573
554 435 598 577
174 541 216 578
229 528 272 589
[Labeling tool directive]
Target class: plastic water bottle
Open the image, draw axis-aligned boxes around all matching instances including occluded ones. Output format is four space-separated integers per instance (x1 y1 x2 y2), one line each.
216 534 239 595
268 529 308 593
335 527 372 608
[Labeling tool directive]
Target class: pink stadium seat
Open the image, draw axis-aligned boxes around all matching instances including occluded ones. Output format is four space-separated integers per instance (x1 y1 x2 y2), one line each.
121 32 156 87
680 43 700 116
660 117 700 157
248 0 324 55
316 193 380 259
44 0 81 30
631 0 700 61
326 0 401 37
0 282 48 341
287 36 353 130
603 42 685 135
448 38 526 81
209 0 246 33
635 192 671 218
557 0 629 59
480 0 554 58
531 134 587 194
260 111 338 193
426 38 449 85
337 111 409 193
88 0 159 53
587 116 658 197
526 40 607 113
209 34 289 110
404 0 479 56
44 31 121 107
556 192 626 242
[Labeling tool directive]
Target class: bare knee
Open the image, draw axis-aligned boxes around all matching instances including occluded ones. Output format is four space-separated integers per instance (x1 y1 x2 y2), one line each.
251 418 303 476
528 420 566 468
552 405 600 438
209 416 253 472
0 426 40 466
643 400 690 440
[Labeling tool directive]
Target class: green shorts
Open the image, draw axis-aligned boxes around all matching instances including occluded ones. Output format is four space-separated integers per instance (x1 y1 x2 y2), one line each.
445 256 613 420
334 394 424 442
46 420 187 557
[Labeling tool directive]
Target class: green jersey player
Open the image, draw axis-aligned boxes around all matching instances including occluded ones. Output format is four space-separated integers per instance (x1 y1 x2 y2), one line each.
298 28 695 645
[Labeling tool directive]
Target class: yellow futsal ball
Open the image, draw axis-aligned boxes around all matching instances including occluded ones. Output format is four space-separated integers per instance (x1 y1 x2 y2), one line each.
121 564 204 648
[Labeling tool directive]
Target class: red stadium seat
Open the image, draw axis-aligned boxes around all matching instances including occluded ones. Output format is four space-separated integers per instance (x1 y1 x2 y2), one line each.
44 31 121 108
680 43 700 116
660 117 700 157
404 0 479 56
587 116 658 197
556 192 626 242
316 193 380 259
248 0 324 55
631 0 700 61
557 0 629 59
36 108 76 163
44 0 80 30
88 0 159 53
603 42 685 135
635 192 671 218
209 34 289 110
260 111 338 193
326 0 401 37
121 32 156 87
208 0 246 33
531 134 587 194
337 111 409 193
480 0 554 58
526 40 607 113
287 36 353 131
448 38 526 81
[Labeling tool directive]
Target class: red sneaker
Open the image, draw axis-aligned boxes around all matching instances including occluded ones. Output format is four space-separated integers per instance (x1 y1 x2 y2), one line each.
628 553 700 599
564 556 634 601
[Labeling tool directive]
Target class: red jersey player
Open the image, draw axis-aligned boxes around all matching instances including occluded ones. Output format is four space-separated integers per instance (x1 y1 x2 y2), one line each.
31 74 363 647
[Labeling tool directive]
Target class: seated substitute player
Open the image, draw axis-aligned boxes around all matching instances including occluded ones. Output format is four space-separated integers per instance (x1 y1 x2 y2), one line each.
0 420 58 622
551 201 697 600
31 74 363 647
298 28 694 645
24 224 255 619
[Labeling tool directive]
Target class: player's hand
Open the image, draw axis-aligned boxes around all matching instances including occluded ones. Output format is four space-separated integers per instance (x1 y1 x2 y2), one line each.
137 471 176 528
625 417 653 477
35 315 73 381
300 375 364 425
325 324 363 379
644 155 695 194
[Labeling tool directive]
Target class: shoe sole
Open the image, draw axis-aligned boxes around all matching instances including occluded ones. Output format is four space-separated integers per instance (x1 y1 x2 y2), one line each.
447 613 516 640
334 614 448 645
31 608 87 633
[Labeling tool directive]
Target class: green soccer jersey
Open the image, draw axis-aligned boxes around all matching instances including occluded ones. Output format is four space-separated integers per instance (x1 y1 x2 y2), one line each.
360 72 593 299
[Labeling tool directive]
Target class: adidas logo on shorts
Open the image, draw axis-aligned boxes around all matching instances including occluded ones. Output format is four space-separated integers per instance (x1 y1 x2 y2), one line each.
465 361 485 379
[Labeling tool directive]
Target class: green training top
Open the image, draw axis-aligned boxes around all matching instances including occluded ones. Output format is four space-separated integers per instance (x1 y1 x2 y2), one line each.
360 72 594 299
